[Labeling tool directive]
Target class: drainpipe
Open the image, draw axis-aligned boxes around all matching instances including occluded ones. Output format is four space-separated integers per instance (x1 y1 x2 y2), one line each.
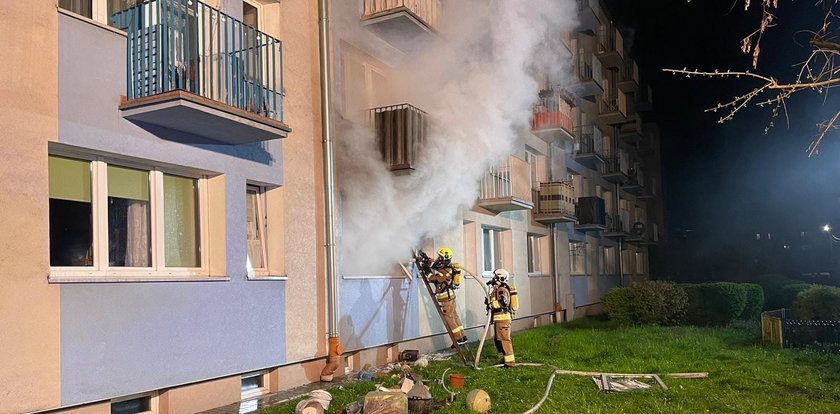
616 182 624 287
318 0 342 382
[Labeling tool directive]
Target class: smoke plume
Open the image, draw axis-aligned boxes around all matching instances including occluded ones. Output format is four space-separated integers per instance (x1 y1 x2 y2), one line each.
334 0 579 275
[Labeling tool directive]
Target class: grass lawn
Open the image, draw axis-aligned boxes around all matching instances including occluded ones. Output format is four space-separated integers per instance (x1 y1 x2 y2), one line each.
258 318 840 413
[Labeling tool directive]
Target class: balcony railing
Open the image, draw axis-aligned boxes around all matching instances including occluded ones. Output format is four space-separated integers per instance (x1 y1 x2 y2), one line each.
576 0 601 31
531 93 575 142
478 156 534 213
533 181 577 223
596 25 624 68
363 0 439 30
370 103 427 174
575 196 607 231
111 0 284 122
618 59 640 92
574 125 604 157
599 89 628 124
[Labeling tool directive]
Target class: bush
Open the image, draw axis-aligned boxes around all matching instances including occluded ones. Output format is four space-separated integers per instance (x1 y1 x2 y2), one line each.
603 281 687 326
740 283 765 320
603 288 633 326
683 282 748 326
792 285 840 320
756 274 808 310
776 283 811 310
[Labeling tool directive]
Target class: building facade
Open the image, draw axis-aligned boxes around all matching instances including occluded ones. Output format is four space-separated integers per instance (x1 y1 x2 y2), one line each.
0 1 663 413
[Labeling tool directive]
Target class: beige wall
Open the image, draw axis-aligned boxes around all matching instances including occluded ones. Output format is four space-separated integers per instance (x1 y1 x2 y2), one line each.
163 377 241 414
0 1 61 413
273 0 327 362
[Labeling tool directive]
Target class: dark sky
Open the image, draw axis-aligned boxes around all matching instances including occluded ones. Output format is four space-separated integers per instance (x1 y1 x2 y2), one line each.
605 0 840 241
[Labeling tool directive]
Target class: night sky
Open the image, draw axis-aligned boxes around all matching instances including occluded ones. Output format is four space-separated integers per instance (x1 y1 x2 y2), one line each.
605 0 840 252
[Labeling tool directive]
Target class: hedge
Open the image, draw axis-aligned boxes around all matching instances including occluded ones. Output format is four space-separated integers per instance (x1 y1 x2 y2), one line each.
740 283 765 320
683 282 748 326
792 285 840 320
603 281 687 326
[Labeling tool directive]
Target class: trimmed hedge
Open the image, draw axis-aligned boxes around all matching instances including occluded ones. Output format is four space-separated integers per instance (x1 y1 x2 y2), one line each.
603 281 688 326
740 283 765 320
683 282 748 326
756 274 809 310
603 288 633 326
792 285 840 320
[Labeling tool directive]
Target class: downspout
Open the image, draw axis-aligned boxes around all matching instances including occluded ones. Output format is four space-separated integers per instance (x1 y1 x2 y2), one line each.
616 182 624 287
318 0 342 382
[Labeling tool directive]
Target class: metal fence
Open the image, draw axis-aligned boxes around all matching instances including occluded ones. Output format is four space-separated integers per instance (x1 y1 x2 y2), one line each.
761 309 840 353
110 0 284 121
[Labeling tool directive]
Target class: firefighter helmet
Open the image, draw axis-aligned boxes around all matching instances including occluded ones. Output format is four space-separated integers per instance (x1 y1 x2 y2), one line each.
437 247 453 261
493 268 510 281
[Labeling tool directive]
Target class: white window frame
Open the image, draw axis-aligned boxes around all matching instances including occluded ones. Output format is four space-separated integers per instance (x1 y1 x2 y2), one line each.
482 227 503 277
635 251 646 274
241 370 270 400
604 246 616 275
246 184 270 278
48 155 214 282
242 0 264 30
569 241 587 275
110 391 159 414
527 234 542 275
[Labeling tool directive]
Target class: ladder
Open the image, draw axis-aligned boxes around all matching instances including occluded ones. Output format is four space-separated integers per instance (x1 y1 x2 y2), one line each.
413 251 475 366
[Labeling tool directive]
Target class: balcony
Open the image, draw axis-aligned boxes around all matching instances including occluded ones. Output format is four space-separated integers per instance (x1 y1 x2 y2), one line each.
576 0 602 32
599 90 628 125
362 0 439 51
110 0 289 145
604 211 632 238
533 181 577 224
617 60 640 93
568 52 603 98
619 114 643 143
477 156 534 214
622 166 644 192
575 196 607 232
601 155 629 184
596 25 624 69
573 125 605 169
370 103 428 175
636 84 654 112
531 91 575 143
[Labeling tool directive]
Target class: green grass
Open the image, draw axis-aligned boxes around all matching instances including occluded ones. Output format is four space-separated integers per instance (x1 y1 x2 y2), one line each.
258 318 840 413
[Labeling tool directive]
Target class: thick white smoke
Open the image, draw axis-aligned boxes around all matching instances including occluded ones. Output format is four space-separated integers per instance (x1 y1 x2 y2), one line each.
334 0 579 275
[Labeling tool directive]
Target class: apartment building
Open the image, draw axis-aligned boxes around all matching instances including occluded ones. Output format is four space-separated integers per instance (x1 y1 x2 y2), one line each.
1 1 327 413
0 0 663 413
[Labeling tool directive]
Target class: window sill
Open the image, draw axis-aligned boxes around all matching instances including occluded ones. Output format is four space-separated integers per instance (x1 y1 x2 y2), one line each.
341 275 410 280
48 274 229 283
247 275 288 281
570 273 588 277
528 272 550 278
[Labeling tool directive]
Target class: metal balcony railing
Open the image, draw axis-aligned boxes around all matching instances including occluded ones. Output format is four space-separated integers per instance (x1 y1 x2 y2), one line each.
577 0 601 14
363 0 439 30
532 94 574 133
369 103 427 172
480 157 513 199
534 181 577 216
574 125 604 157
111 0 284 121
575 52 602 82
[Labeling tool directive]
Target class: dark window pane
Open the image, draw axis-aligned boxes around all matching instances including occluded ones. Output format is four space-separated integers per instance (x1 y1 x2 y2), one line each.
50 199 93 266
108 198 151 267
111 397 150 414
59 0 92 18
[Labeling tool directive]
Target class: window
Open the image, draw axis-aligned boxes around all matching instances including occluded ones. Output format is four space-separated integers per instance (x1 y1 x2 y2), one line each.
59 0 135 25
598 246 605 275
526 150 540 189
636 251 646 274
527 234 542 274
49 155 211 280
111 392 157 414
241 370 269 400
482 227 503 274
570 241 587 275
604 246 616 275
243 1 260 29
246 185 268 276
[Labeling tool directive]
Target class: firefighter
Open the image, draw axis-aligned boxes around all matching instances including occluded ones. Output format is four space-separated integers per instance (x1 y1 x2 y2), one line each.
424 247 467 345
487 268 518 367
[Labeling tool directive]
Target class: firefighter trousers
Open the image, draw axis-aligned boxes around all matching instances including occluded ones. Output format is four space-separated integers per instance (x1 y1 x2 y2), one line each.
439 298 466 342
493 314 515 366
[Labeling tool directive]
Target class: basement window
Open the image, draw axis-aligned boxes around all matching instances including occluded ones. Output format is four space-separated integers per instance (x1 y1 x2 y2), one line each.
241 370 269 400
111 393 156 414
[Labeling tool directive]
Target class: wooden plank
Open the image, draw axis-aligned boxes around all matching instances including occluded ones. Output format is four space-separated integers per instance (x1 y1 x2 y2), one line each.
555 370 708 379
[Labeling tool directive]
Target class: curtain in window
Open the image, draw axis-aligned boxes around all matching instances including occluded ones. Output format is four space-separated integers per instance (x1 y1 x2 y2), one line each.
108 165 151 267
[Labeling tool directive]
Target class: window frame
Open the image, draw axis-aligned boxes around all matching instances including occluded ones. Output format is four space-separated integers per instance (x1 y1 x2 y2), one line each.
241 370 270 400
48 154 216 282
481 227 504 277
245 184 270 278
569 241 587 275
527 234 543 276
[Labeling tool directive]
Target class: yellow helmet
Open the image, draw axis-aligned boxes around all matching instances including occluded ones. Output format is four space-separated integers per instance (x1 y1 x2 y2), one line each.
437 247 453 260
